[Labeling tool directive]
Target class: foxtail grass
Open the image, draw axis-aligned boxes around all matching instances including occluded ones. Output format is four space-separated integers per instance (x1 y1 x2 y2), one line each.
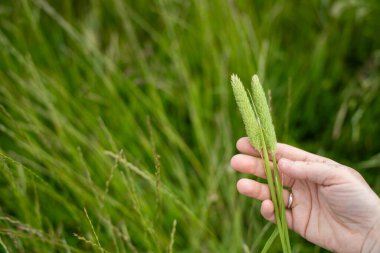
231 74 291 253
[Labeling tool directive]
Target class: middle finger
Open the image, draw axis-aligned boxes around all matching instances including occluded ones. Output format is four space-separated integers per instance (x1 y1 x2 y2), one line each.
231 154 294 187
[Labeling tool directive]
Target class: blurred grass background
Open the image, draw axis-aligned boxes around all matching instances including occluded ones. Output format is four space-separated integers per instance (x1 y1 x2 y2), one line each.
0 0 379 252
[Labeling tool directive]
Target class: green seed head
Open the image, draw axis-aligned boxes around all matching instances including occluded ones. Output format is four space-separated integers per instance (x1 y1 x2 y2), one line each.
251 75 277 153
231 74 262 150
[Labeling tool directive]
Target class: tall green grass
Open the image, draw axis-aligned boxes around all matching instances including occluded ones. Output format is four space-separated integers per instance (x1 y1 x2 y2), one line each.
0 0 379 252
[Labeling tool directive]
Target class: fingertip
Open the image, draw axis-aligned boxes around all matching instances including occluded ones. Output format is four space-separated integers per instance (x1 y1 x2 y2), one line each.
236 178 249 193
261 199 275 221
230 155 239 169
236 137 260 156
236 137 248 150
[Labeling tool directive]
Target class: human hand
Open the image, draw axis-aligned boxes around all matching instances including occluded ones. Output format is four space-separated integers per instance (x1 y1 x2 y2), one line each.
231 137 380 253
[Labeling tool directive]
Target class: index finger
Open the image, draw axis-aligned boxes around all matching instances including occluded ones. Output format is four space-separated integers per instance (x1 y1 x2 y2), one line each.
236 137 337 164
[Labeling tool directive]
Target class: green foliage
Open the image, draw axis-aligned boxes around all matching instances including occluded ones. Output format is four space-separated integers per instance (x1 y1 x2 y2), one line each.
0 0 379 252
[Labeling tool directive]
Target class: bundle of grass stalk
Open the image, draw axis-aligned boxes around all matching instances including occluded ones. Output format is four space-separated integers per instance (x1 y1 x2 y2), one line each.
231 74 291 252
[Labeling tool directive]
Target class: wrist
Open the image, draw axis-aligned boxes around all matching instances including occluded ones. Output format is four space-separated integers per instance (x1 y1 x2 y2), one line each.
361 202 380 253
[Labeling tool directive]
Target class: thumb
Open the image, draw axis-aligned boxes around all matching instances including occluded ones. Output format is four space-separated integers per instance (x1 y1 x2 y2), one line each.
278 158 340 185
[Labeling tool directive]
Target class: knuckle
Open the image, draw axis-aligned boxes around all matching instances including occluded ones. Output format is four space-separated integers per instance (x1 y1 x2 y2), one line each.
254 184 262 198
248 158 259 173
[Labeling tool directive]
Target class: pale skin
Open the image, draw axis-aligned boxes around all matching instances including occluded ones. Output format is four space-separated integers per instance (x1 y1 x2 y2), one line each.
231 137 380 253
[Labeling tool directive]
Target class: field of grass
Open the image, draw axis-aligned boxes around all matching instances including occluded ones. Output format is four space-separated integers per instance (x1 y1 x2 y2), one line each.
0 0 379 252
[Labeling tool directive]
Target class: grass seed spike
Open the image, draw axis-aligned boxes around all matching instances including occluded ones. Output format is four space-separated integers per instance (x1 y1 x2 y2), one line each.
231 74 291 253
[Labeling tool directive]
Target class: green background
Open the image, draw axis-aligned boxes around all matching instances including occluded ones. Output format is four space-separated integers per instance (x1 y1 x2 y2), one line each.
0 0 379 252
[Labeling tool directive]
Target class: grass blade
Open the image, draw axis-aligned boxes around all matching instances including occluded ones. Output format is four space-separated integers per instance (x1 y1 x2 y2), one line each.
261 227 279 253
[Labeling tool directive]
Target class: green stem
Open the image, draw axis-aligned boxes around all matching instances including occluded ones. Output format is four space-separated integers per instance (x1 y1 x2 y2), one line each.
261 147 286 251
248 89 291 252
273 157 292 252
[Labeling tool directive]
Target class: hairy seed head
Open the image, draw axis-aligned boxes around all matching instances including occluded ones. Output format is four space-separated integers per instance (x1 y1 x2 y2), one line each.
251 75 277 153
231 74 262 150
